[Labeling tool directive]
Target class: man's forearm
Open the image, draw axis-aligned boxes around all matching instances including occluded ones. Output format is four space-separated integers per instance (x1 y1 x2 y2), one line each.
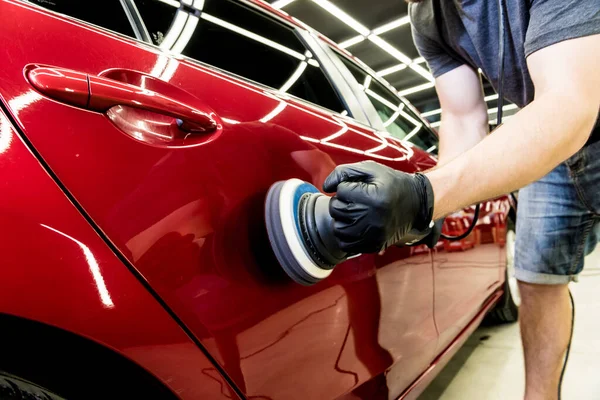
426 94 597 220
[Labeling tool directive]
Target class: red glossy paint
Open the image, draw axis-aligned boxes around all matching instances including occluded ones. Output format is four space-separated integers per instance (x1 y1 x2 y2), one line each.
26 65 90 108
0 0 509 399
0 111 238 399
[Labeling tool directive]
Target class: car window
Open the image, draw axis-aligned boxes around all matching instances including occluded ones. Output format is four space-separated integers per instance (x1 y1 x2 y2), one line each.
135 0 348 114
334 52 439 155
25 0 136 38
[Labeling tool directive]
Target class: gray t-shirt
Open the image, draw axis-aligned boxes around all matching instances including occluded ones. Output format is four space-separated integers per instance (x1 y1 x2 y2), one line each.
409 0 600 109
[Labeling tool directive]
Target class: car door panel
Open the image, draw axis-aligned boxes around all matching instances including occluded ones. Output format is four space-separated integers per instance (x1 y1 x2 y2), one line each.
433 199 509 351
0 1 438 398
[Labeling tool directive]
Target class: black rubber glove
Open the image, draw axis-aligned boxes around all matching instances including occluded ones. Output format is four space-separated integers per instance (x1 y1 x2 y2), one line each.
323 161 435 254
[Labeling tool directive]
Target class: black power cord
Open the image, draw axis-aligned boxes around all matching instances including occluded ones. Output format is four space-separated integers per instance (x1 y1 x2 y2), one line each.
559 289 575 400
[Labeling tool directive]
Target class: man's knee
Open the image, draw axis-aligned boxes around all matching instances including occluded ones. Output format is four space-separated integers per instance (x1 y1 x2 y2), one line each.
517 281 569 306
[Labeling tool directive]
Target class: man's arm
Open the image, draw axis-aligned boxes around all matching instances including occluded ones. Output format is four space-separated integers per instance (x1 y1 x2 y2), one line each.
435 65 489 165
426 34 600 220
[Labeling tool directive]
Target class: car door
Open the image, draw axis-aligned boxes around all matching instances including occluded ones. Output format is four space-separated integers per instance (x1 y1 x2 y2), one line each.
0 0 438 398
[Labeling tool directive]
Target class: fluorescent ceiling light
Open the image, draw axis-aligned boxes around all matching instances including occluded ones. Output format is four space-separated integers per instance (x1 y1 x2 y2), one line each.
372 16 410 35
404 124 423 141
339 35 365 49
397 82 434 97
484 94 499 102
368 35 412 64
430 121 441 128
312 0 370 36
413 57 426 64
272 0 297 9
363 75 372 90
426 145 437 153
280 61 308 93
157 0 181 7
377 63 407 77
409 63 434 82
201 13 305 61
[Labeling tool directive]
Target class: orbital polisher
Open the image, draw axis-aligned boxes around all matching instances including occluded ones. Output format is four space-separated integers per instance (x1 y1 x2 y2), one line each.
265 179 437 285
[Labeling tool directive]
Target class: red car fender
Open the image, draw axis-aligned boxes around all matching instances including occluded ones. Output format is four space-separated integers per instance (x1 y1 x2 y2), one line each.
0 110 239 399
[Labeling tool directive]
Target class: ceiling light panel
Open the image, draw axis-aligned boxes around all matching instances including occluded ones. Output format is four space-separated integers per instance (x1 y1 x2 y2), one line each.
312 0 370 36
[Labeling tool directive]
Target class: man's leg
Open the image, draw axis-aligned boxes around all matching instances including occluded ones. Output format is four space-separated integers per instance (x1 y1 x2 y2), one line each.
513 144 600 400
519 282 572 400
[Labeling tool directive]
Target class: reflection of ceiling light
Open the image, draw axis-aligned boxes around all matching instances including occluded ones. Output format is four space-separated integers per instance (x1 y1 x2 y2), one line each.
171 14 199 53
201 13 305 60
366 88 399 111
0 114 13 155
366 141 388 153
321 124 349 142
426 145 437 153
160 10 187 50
41 224 114 308
280 61 308 93
300 135 320 143
222 118 241 124
260 101 287 123
363 75 372 90
272 0 297 9
312 0 370 36
372 16 411 35
400 110 421 127
383 104 405 127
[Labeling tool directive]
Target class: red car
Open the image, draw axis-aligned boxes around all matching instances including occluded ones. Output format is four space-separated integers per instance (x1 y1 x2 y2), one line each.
0 0 519 399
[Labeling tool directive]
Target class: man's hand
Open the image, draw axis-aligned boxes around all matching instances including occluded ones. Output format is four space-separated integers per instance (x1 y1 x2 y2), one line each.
323 161 434 254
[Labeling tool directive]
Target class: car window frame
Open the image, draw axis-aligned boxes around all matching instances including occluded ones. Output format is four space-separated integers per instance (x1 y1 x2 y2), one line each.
128 0 373 121
320 42 440 155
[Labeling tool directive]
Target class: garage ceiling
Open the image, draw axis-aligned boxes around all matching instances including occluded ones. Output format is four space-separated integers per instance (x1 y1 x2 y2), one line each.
267 0 518 127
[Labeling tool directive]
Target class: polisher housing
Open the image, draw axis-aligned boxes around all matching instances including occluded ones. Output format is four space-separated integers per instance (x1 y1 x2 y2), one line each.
265 179 348 285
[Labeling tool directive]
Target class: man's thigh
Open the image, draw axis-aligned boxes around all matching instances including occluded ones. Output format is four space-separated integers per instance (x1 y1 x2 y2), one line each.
514 143 600 284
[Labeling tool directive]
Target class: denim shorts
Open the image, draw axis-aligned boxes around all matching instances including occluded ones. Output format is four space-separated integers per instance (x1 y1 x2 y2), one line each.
514 139 600 285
